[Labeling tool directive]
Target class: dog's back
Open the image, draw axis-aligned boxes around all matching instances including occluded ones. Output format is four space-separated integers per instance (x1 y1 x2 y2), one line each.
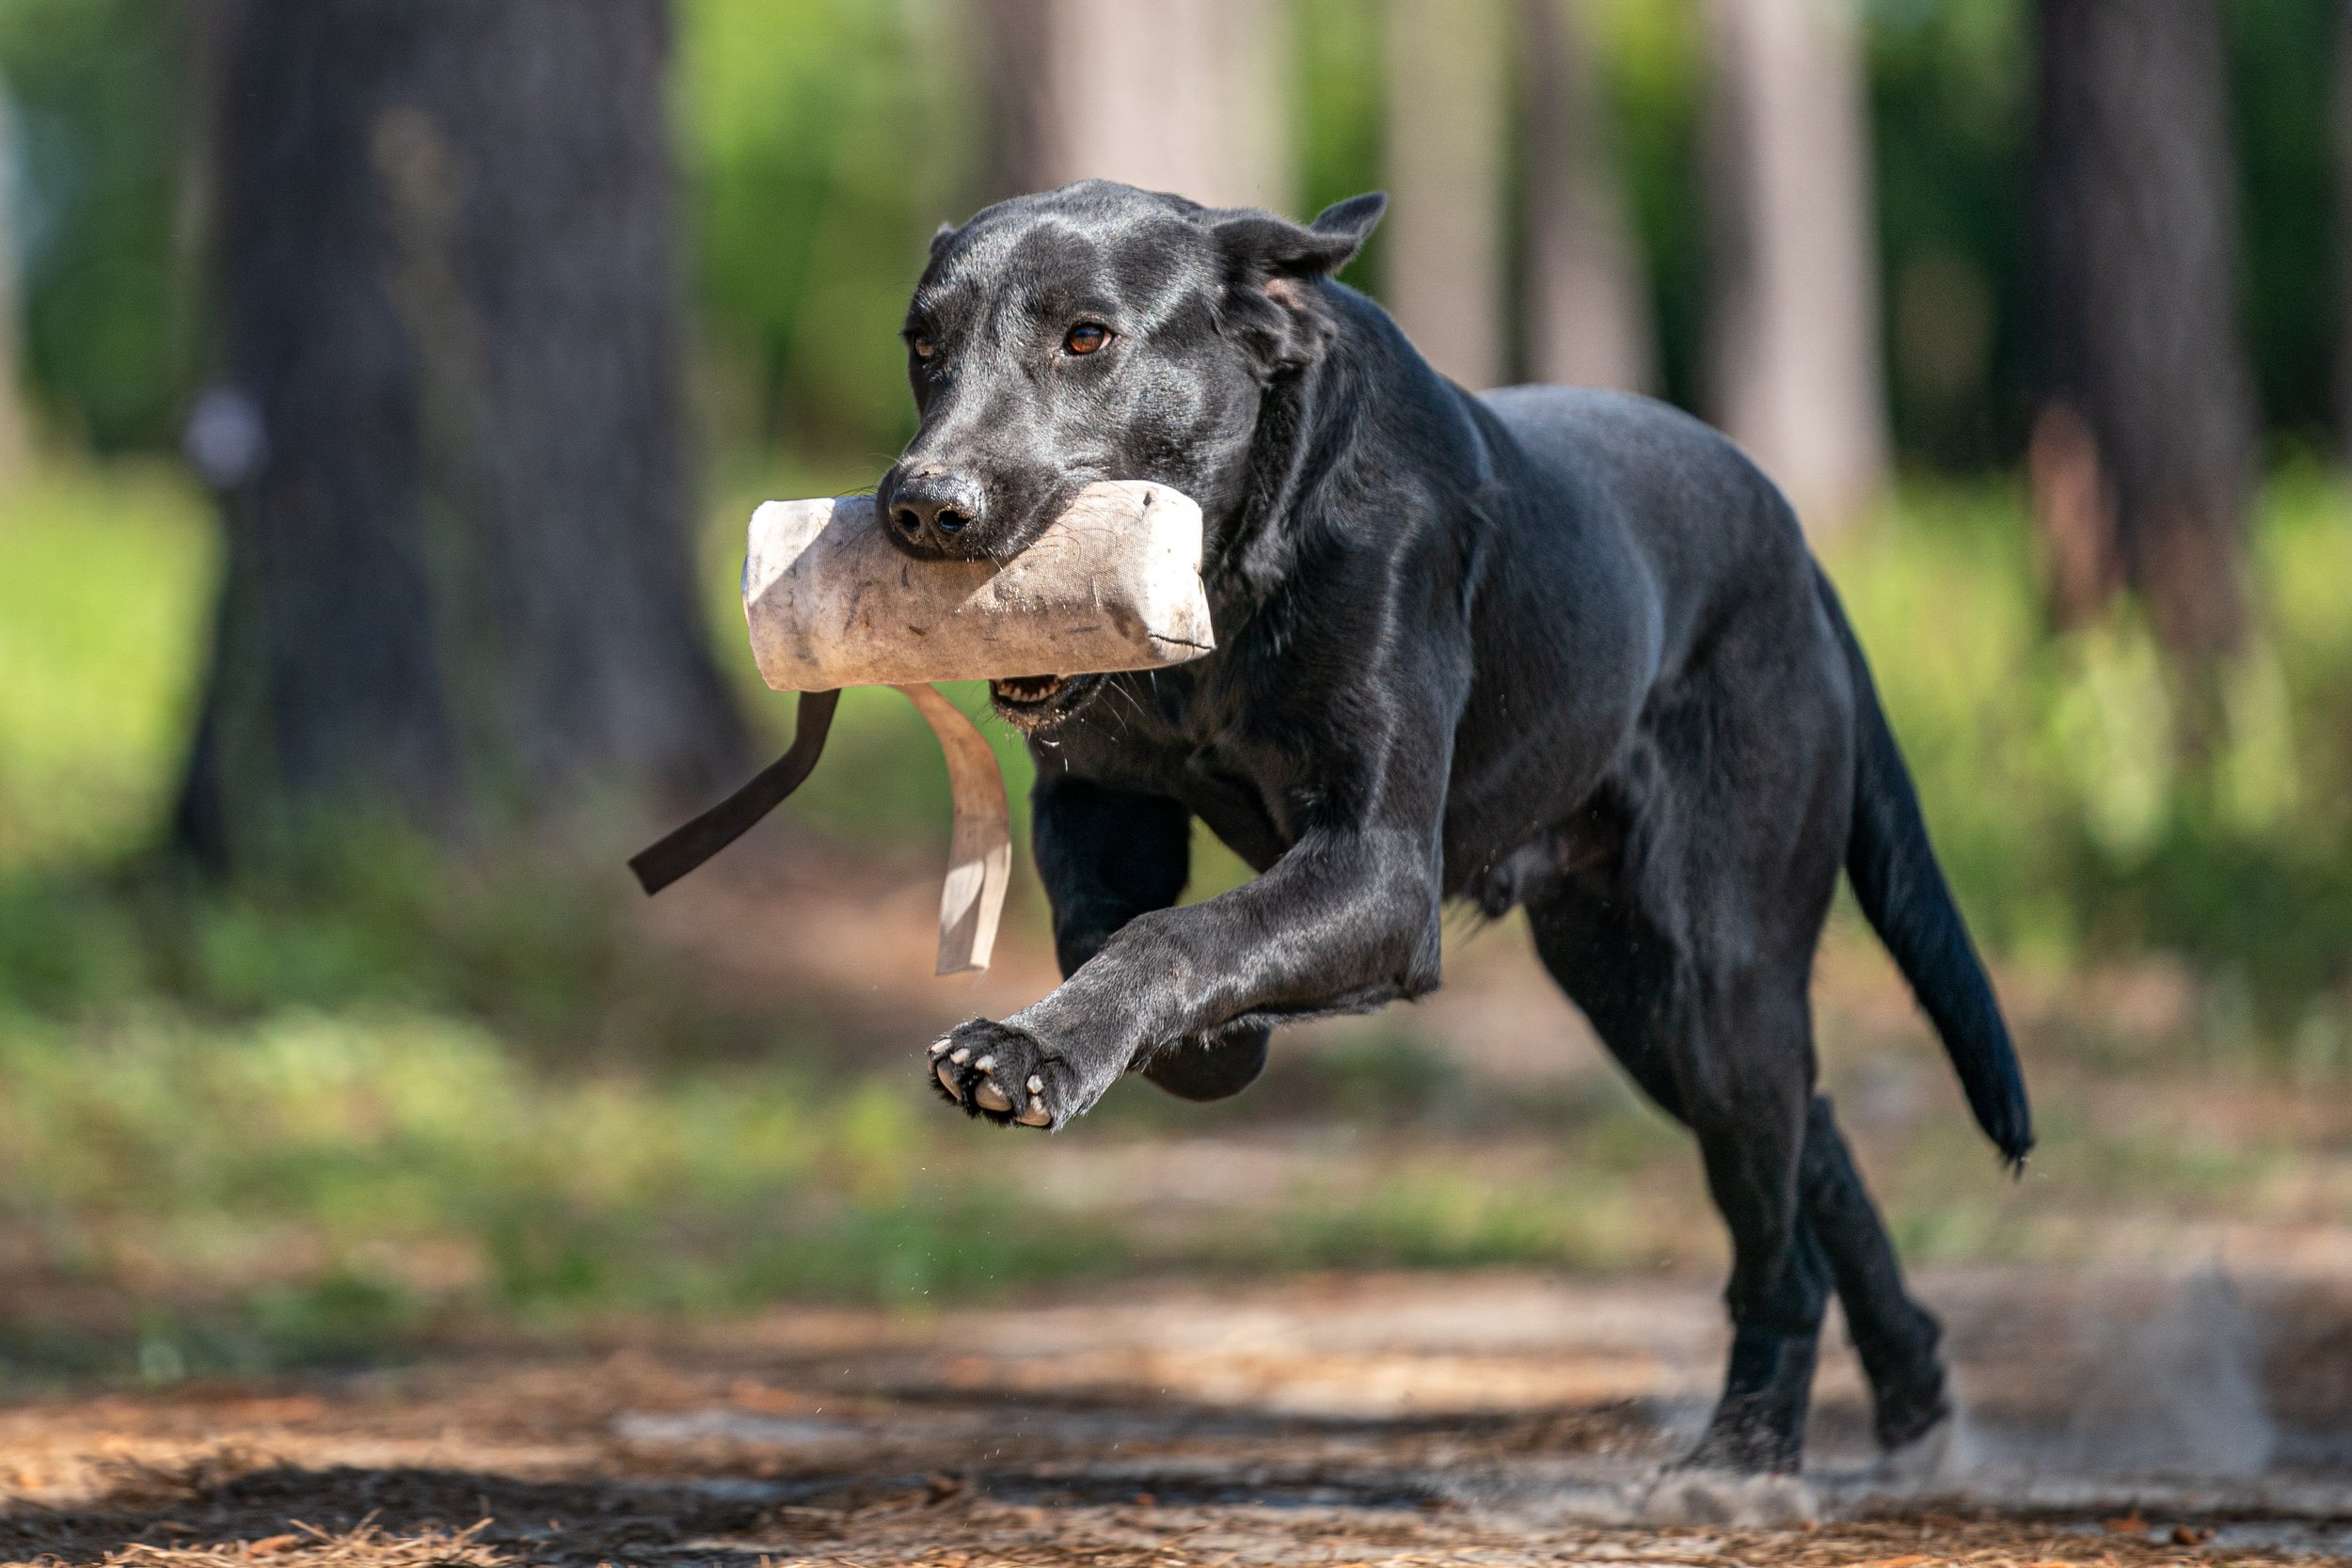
1480 383 1822 693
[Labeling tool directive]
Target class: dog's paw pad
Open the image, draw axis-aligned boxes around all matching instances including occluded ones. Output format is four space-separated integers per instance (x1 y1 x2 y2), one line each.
925 1019 1070 1129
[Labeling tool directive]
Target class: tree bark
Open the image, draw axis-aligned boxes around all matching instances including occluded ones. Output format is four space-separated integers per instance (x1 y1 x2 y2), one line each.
1701 0 1890 534
176 0 743 868
979 0 1291 212
2032 0 2256 663
1519 0 1656 393
1385 0 1508 390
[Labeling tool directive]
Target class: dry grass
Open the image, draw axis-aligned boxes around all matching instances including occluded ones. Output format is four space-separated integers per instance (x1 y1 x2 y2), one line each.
89 1521 504 1568
0 1271 2341 1568
0 1466 2326 1568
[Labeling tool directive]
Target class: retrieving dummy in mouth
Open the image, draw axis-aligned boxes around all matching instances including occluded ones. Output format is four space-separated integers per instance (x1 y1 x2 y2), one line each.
633 481 1215 977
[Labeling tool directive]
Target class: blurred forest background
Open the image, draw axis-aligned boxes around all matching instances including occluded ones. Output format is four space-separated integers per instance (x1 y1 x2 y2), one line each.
0 0 2348 1381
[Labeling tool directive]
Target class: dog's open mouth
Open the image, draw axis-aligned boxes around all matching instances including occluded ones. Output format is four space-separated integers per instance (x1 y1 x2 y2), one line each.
987 672 1103 730
991 673 1067 706
989 673 1070 724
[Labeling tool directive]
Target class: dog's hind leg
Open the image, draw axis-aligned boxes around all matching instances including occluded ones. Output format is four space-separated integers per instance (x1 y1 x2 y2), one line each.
1672 973 1832 1474
1529 890 1829 1474
1799 1094 1950 1450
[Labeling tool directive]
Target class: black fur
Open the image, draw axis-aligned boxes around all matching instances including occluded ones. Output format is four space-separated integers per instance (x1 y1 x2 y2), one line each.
885 181 2031 1474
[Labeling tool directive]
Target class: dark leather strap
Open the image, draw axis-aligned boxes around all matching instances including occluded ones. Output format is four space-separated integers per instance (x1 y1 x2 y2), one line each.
628 689 841 895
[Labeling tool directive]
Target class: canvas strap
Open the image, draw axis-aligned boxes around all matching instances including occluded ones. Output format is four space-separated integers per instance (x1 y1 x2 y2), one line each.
893 684 1012 974
627 685 1013 974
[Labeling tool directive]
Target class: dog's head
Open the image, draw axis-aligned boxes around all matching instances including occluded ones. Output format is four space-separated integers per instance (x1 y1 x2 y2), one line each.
877 180 1383 728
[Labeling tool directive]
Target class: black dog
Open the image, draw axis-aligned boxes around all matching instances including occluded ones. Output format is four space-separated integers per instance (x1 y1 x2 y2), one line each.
879 181 2031 1474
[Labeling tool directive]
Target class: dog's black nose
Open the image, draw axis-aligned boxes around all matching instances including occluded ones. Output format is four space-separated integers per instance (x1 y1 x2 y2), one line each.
887 470 986 549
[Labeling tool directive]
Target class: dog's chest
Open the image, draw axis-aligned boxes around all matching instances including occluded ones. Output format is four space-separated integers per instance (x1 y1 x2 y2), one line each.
1061 671 1295 871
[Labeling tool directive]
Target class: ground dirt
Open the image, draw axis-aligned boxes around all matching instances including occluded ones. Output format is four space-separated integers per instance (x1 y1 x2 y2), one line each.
7 847 2348 1565
0 1266 2347 1567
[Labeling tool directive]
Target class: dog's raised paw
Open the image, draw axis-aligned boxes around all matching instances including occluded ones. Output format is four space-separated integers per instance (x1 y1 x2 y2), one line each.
927 1018 1067 1129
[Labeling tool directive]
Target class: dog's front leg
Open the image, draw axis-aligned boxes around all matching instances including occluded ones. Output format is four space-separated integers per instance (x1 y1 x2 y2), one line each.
929 703 1456 1128
930 825 1444 1126
1030 772 1193 977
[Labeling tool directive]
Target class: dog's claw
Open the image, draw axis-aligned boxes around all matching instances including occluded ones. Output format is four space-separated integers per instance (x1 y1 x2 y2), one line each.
974 1079 1012 1113
1026 1075 1043 1094
930 1037 951 1056
974 1054 995 1073
949 1047 971 1065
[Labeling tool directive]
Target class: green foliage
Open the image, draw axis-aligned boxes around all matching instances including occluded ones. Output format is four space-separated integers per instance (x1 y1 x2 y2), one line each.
1590 0 1708 407
1293 0 1387 289
1867 0 2032 467
2223 0 2343 448
675 0 948 453
0 464 215 867
0 0 190 450
0 1000 1129 1366
1831 468 2352 1030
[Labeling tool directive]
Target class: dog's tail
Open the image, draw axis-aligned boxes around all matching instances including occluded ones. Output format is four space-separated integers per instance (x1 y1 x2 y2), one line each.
1820 569 2033 1169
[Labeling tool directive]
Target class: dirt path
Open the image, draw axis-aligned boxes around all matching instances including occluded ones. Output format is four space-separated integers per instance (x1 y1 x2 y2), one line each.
0 1268 2345 1566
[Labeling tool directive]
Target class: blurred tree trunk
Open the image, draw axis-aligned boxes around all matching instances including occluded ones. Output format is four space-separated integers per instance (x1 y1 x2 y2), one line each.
1386 0 1508 389
0 84 32 475
979 0 1291 212
1701 0 1889 535
176 0 743 870
2031 0 2255 666
1519 0 1655 393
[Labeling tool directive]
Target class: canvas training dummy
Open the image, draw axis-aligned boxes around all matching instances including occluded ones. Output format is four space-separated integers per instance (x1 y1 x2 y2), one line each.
630 481 1212 974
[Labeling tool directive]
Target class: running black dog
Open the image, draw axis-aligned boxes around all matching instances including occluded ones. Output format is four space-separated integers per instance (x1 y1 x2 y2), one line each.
880 181 2031 1474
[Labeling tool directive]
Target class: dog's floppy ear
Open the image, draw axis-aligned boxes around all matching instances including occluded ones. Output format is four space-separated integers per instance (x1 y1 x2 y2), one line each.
928 220 961 260
1213 192 1386 375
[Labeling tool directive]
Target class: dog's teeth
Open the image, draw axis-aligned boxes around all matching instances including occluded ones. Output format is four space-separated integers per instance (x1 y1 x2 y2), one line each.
993 673 1068 704
1026 1075 1044 1094
974 1054 995 1073
974 1080 1012 1113
949 1047 971 1065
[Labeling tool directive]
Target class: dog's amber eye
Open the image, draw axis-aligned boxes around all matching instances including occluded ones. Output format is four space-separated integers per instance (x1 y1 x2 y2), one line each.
1064 323 1109 356
910 333 937 360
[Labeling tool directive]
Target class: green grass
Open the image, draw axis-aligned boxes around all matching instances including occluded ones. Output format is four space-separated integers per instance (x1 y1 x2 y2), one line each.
1832 466 2352 1031
0 999 1143 1379
0 464 215 870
